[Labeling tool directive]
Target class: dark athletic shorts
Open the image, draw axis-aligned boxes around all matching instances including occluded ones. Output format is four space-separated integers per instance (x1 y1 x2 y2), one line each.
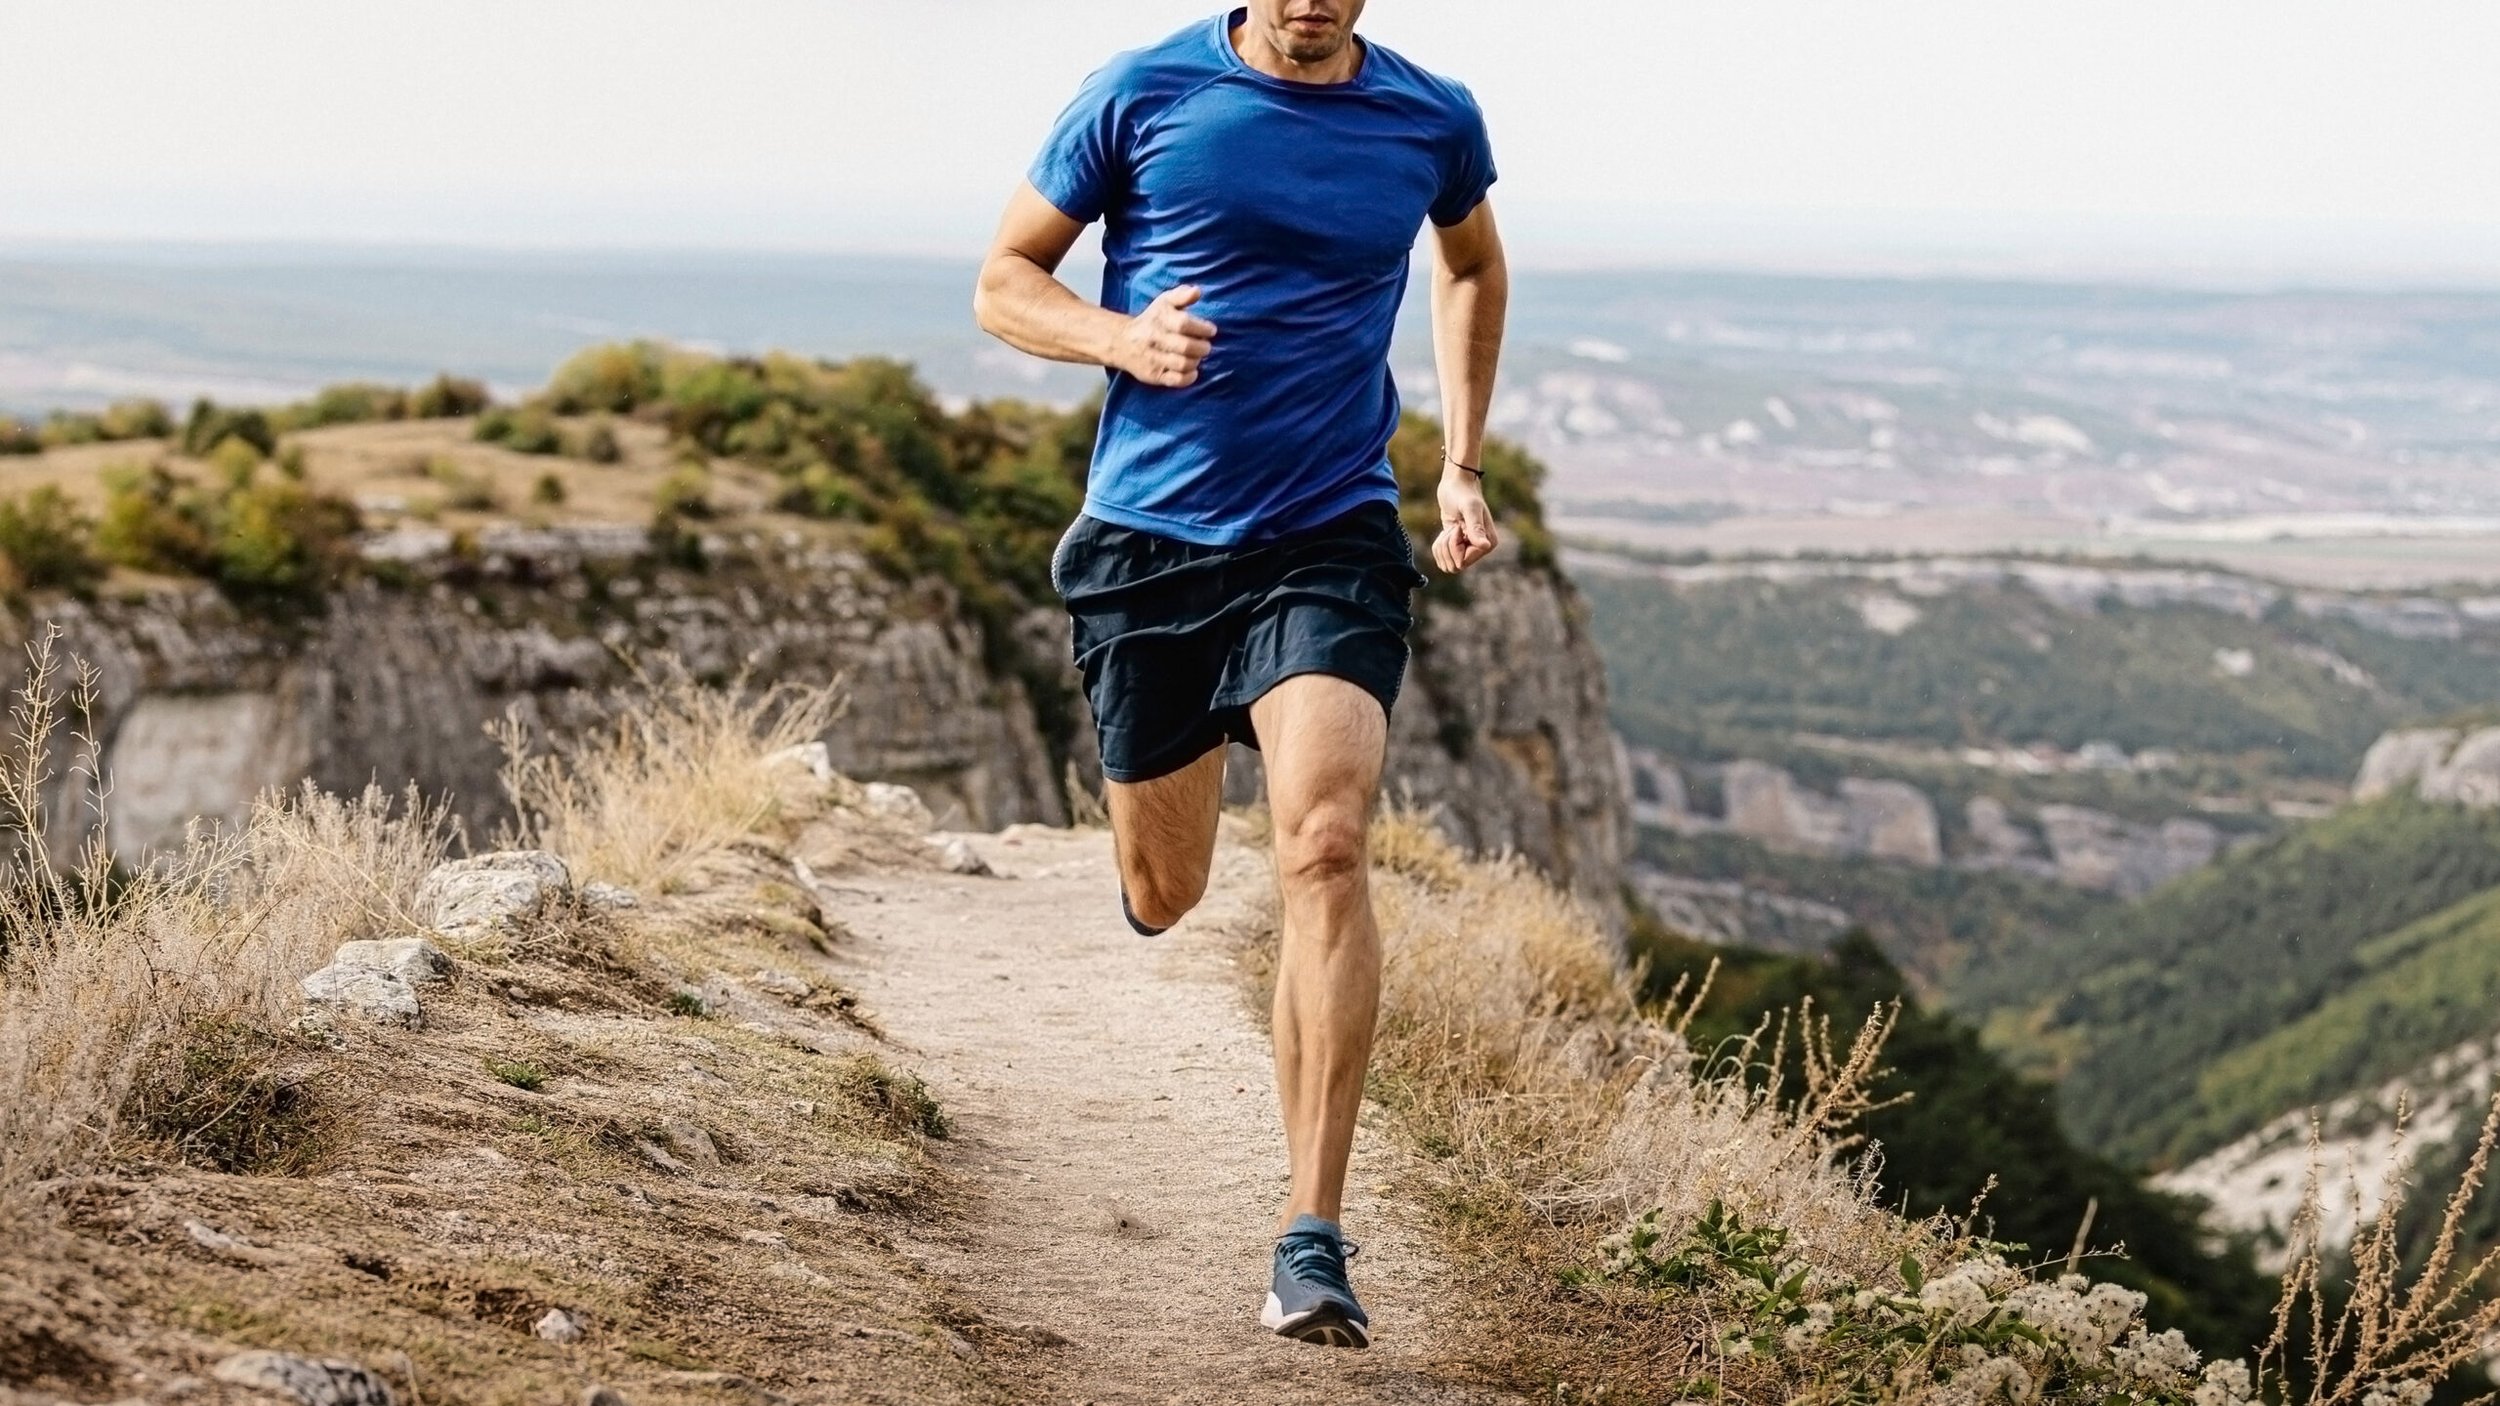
1053 499 1429 785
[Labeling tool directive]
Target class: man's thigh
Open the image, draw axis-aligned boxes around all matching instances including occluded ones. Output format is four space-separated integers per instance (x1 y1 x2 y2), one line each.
1105 742 1227 881
1250 674 1389 824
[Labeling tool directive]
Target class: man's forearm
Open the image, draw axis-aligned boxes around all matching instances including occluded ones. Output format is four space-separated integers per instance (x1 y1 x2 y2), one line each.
975 255 1132 368
1431 258 1508 466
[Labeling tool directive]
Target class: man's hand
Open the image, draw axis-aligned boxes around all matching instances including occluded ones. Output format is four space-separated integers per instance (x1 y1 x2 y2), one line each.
1113 285 1218 388
1432 465 1499 573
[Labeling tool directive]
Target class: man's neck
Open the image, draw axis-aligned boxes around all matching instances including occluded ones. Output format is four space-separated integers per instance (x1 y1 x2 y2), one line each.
1229 18 1364 86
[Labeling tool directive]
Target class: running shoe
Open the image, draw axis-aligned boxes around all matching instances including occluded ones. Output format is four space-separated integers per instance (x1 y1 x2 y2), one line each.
1260 1214 1370 1348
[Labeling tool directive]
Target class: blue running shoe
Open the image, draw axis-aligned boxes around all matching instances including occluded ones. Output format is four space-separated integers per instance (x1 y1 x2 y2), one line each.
1260 1214 1370 1348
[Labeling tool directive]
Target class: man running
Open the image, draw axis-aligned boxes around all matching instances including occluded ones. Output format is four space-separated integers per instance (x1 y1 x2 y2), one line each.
973 1 1506 1349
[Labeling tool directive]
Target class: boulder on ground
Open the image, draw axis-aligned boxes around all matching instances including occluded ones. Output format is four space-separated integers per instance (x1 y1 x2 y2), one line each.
766 741 836 783
330 938 453 985
211 1351 396 1406
863 782 934 833
414 851 570 935
931 836 993 876
300 937 454 1027
581 880 639 910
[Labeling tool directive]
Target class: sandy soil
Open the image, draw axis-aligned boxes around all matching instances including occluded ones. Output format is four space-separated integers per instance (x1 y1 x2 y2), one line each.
832 821 1509 1406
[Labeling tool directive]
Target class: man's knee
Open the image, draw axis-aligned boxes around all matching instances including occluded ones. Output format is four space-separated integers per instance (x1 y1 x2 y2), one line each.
1124 856 1211 929
1276 802 1368 892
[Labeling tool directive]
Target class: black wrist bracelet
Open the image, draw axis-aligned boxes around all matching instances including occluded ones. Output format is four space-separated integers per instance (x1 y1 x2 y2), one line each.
1442 449 1483 479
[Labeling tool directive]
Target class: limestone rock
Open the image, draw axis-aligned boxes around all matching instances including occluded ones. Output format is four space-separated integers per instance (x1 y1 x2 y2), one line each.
2036 805 2220 897
1717 763 1941 867
932 836 993 876
2355 728 2463 800
414 851 569 934
331 938 452 986
301 966 423 1026
210 1351 396 1406
2429 729 2500 807
656 1117 721 1168
766 741 836 783
581 881 639 910
533 1308 587 1344
862 782 934 832
1837 778 1943 865
583 1389 630 1406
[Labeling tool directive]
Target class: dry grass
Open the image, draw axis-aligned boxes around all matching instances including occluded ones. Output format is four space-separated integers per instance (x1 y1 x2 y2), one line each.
1339 811 1925 1395
0 631 452 1208
1344 811 2500 1404
494 659 845 893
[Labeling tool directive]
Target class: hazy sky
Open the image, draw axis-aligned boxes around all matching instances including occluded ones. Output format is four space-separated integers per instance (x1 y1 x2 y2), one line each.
10 1 2499 281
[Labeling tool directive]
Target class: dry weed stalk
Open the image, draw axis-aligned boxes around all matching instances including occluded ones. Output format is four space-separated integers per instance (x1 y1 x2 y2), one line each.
494 657 844 892
2261 1093 2500 1406
0 629 447 1207
1363 809 1924 1289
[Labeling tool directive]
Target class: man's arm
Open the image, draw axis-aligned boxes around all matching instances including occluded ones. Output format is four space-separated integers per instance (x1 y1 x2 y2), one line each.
973 183 1215 388
1427 199 1509 573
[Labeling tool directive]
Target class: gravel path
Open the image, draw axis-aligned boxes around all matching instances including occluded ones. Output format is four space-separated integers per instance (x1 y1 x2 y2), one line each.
836 822 1506 1405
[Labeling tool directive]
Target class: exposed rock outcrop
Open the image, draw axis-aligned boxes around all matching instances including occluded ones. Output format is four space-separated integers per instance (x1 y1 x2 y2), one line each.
19 529 1068 864
2032 805 2222 898
1654 756 1943 867
2355 726 2500 808
1225 557 1633 930
14 526 1633 921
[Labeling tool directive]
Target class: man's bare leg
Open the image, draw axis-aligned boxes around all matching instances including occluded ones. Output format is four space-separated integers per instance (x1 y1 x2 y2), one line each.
1249 674 1387 1230
1104 743 1228 931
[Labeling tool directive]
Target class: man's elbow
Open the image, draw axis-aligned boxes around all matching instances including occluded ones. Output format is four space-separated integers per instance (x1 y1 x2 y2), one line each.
971 263 1004 336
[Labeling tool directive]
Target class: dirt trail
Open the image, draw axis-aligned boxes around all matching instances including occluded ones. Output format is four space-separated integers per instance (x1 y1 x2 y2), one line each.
832 822 1507 1405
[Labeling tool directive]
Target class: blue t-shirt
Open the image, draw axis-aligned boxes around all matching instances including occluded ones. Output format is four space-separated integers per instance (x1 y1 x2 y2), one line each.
1028 9 1496 546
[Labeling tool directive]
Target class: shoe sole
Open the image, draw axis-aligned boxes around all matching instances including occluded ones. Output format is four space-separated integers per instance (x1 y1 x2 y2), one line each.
1261 1292 1372 1349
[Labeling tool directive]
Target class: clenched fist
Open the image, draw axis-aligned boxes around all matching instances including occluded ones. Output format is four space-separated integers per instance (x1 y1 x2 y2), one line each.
1114 285 1219 388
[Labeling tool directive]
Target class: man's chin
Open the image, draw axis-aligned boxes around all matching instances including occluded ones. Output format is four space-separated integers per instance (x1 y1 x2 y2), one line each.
1279 30 1349 64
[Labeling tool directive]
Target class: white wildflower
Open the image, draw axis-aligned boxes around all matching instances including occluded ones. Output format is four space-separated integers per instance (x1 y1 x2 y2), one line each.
2195 1359 2254 1406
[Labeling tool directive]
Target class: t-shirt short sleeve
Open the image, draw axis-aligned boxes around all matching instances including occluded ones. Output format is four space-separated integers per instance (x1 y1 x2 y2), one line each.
1429 86 1498 227
1028 63 1129 224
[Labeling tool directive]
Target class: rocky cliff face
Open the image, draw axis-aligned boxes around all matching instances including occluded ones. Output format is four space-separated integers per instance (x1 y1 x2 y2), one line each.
1628 749 2221 898
1221 556 1632 931
2355 726 2500 808
19 525 1068 863
15 525 1631 924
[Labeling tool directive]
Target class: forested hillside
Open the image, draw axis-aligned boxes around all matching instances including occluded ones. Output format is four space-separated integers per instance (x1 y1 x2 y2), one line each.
1955 796 2500 1167
1581 566 2500 788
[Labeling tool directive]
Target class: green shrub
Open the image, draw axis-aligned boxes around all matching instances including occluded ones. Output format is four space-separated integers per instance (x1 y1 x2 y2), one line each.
663 360 771 452
485 1057 547 1092
290 381 408 429
546 342 664 414
209 436 263 490
775 461 869 520
530 472 567 506
408 373 491 419
180 400 276 458
37 412 104 447
653 464 714 520
426 456 501 512
0 418 41 455
96 460 358 608
99 399 174 440
33 403 171 447
0 486 106 594
214 477 360 608
576 418 622 464
97 464 217 575
474 405 563 455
